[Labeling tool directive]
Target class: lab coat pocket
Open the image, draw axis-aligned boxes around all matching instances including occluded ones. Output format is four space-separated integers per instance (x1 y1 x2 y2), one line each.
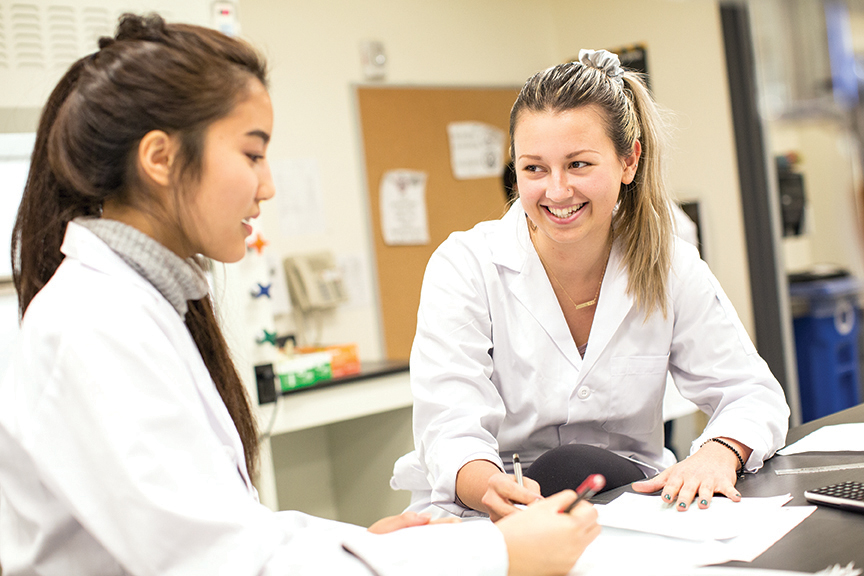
602 354 669 436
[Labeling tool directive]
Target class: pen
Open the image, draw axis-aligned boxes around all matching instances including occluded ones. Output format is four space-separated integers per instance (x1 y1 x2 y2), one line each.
513 453 523 487
563 473 605 513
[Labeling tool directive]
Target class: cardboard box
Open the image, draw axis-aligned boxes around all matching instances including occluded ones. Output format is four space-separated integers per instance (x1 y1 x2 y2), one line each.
294 343 361 378
276 352 332 392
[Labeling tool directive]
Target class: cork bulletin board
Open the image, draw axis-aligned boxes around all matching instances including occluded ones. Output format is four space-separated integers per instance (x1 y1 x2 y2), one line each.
356 86 520 360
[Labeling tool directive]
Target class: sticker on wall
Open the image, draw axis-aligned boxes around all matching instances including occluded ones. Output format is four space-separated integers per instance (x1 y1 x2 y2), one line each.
247 232 268 255
379 169 430 246
250 282 272 299
447 121 505 180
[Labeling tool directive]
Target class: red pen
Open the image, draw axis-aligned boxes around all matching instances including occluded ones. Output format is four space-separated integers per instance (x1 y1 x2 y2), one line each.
563 474 606 513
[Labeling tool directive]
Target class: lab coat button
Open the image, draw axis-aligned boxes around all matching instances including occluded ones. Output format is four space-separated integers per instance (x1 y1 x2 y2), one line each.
577 387 590 399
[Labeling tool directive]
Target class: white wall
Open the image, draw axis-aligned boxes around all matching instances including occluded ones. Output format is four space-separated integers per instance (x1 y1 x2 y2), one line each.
0 0 213 109
240 0 754 360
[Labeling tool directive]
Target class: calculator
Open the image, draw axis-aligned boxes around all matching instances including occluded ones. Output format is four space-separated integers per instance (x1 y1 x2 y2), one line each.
804 480 864 513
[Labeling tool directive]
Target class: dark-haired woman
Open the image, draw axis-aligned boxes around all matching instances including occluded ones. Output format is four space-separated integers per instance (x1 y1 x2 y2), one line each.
0 13 600 576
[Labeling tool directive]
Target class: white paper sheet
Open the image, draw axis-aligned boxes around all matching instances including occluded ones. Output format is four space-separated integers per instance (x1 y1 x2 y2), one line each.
778 423 864 455
272 157 327 237
446 121 505 180
570 494 815 575
379 169 429 246
597 492 793 541
336 253 372 308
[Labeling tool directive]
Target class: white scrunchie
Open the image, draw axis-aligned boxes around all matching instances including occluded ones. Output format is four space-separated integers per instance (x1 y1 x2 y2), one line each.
578 48 624 86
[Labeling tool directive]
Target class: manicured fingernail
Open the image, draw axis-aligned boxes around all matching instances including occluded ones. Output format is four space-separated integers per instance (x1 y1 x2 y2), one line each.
735 493 741 498
700 499 708 506
678 502 687 508
663 493 672 501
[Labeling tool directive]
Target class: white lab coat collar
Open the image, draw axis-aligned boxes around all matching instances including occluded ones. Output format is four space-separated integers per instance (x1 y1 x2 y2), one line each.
61 220 146 288
489 204 635 376
61 221 256 494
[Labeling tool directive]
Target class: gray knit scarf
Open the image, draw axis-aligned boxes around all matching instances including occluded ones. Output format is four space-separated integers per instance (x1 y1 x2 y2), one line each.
74 217 210 317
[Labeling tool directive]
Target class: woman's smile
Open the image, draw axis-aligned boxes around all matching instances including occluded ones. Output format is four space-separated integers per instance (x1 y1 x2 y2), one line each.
544 202 588 221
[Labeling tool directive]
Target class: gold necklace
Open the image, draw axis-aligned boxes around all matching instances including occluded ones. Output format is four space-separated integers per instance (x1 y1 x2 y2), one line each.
529 221 613 311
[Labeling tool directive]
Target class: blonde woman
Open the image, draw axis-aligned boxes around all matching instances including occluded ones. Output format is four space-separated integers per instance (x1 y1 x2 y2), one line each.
394 50 789 521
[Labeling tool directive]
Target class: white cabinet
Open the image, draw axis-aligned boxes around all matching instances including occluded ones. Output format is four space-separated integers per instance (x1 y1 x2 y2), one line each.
255 363 414 527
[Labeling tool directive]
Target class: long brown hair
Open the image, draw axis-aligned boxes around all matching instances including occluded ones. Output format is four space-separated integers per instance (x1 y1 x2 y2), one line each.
510 59 673 318
11 13 267 478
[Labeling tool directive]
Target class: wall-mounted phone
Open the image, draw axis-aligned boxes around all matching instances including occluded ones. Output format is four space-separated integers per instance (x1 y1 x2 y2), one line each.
283 252 347 311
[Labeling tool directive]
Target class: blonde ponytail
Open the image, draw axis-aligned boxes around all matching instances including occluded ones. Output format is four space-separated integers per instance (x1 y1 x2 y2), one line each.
613 71 673 318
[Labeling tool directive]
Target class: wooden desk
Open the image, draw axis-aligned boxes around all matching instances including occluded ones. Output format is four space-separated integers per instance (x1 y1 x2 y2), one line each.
595 403 864 572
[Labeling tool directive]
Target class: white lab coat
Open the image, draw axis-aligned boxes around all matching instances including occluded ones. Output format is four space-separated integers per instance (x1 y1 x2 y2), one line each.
393 204 789 517
0 222 507 576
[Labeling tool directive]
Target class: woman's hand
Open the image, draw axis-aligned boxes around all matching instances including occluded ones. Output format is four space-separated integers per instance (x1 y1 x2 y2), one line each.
632 437 751 510
496 490 600 576
482 470 543 521
456 459 543 521
367 511 460 534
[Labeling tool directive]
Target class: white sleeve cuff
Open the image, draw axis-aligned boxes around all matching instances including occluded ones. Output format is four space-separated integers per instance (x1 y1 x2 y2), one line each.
342 519 507 576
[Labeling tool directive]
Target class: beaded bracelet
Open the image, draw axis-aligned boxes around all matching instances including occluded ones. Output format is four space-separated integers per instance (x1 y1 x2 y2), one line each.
702 437 745 477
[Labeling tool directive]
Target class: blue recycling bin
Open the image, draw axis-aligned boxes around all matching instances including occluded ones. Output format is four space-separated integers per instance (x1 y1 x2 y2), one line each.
789 276 862 423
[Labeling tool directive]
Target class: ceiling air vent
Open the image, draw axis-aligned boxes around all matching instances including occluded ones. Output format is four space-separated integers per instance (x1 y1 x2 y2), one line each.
46 5 77 70
10 3 43 69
